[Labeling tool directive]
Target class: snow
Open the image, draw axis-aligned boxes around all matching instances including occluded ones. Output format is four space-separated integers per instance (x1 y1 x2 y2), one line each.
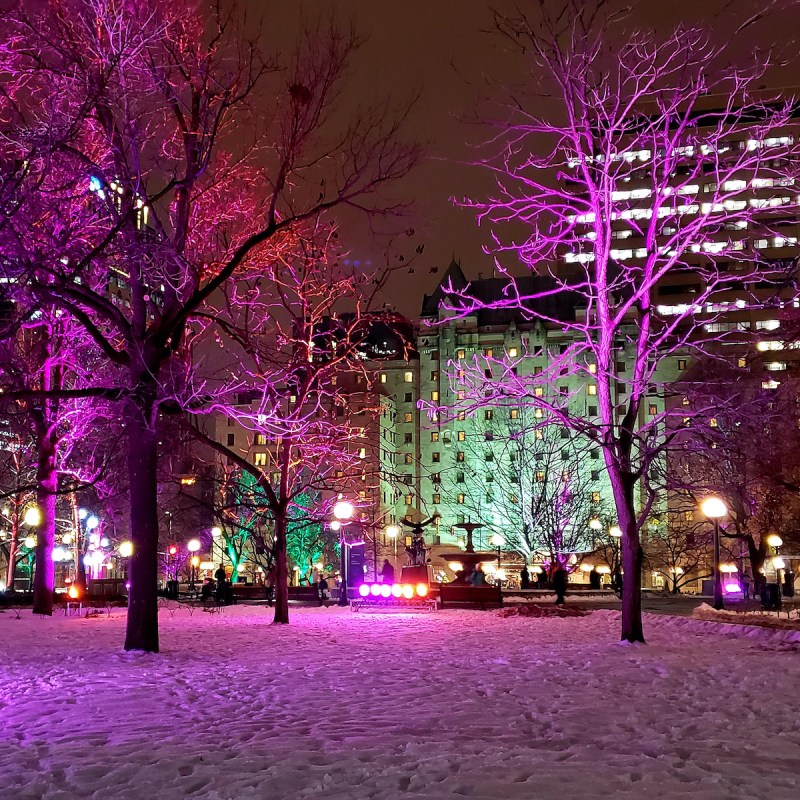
2 605 800 799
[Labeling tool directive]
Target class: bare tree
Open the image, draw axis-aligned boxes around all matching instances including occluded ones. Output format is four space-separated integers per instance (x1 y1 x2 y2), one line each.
0 0 417 649
442 2 800 641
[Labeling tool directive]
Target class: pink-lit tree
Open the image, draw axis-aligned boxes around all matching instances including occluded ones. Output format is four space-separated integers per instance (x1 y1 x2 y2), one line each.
444 3 800 641
189 228 410 623
0 0 416 648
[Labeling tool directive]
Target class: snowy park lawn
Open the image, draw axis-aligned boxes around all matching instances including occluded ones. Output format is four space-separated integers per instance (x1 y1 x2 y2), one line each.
2 606 799 800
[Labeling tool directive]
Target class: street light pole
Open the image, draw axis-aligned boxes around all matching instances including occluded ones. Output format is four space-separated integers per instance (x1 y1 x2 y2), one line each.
332 499 355 607
700 497 727 611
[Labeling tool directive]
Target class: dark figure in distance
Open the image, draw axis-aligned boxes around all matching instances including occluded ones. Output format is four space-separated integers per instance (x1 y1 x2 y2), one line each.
520 566 531 590
214 564 227 604
317 575 329 606
380 559 395 584
470 564 486 586
552 566 568 605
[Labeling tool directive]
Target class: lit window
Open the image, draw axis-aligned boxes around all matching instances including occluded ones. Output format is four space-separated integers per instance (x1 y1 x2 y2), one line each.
254 453 267 466
678 359 687 370
432 494 440 504
457 391 465 400
589 363 597 374
457 349 465 359
485 410 494 420
648 404 657 416
484 348 493 357
756 319 780 331
508 347 518 358
256 433 267 445
562 471 571 481
431 432 439 442
534 387 544 397
457 431 465 442
431 391 439 402
510 495 519 504
457 411 466 421
404 413 413 423
510 409 519 419
405 495 414 505
457 451 465 462
737 357 747 368
766 361 786 371
404 371 413 383
536 471 545 482
457 493 465 504
380 373 387 383
535 430 544 440
591 492 601 503
404 454 413 464
588 384 597 396
535 408 543 419
358 447 367 459
710 418 718 428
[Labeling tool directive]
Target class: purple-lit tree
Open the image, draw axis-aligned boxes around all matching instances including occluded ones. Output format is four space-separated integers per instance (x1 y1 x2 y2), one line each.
446 2 800 641
0 0 416 648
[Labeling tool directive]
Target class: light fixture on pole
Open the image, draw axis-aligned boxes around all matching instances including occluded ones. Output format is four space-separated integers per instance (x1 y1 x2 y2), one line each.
187 538 202 593
332 499 354 606
490 533 504 585
700 496 727 610
385 524 400 557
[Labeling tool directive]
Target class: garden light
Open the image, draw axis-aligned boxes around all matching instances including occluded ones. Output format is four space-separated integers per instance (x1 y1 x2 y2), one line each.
119 541 133 558
701 497 727 519
416 584 428 597
402 584 414 599
358 584 370 597
380 584 391 598
23 506 41 526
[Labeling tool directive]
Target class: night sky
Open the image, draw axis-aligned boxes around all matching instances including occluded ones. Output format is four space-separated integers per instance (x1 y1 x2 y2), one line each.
258 1 800 317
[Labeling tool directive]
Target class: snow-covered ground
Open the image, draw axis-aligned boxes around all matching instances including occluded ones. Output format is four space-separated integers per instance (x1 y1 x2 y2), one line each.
2 605 799 800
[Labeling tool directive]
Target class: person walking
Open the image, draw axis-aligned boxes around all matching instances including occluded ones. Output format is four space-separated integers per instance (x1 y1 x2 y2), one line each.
552 565 568 606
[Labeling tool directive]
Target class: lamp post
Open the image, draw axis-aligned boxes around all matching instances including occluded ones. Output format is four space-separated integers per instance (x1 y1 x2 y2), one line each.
766 533 784 599
333 499 354 606
490 533 505 587
385 524 400 558
187 538 202 593
700 496 727 611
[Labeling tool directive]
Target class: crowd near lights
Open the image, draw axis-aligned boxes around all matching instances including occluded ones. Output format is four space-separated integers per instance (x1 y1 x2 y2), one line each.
357 582 429 601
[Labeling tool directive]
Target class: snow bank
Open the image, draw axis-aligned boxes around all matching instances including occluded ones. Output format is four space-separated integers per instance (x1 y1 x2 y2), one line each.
1 605 799 800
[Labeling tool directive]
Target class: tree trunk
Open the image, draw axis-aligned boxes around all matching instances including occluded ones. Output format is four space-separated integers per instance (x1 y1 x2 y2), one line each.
609 469 645 643
273 512 289 624
124 393 161 652
32 437 58 615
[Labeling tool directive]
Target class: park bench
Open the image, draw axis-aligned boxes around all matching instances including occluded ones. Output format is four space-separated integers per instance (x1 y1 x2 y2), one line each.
288 585 322 604
438 583 503 610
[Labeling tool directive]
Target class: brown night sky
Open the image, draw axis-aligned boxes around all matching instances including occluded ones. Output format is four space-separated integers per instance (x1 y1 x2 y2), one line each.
253 1 800 317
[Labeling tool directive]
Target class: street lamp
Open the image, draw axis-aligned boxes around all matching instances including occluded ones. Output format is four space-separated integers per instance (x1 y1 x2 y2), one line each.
385 524 400 557
332 499 354 606
490 533 504 586
187 538 202 593
23 506 41 527
701 496 727 610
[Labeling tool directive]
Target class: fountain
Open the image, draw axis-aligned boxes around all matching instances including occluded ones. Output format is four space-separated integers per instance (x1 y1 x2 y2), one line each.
399 514 439 585
440 521 499 584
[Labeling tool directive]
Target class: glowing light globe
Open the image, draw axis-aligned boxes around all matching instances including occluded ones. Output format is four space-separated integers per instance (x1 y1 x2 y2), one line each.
23 506 41 527
416 583 428 597
118 541 133 558
333 500 354 521
701 497 727 519
67 585 80 600
724 581 742 593
187 538 202 553
391 584 402 598
370 583 381 597
23 535 36 549
358 584 370 597
85 514 100 531
380 584 391 598
401 584 414 599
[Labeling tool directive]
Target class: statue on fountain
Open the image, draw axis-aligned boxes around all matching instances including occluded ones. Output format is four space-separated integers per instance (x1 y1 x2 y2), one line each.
400 514 439 583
